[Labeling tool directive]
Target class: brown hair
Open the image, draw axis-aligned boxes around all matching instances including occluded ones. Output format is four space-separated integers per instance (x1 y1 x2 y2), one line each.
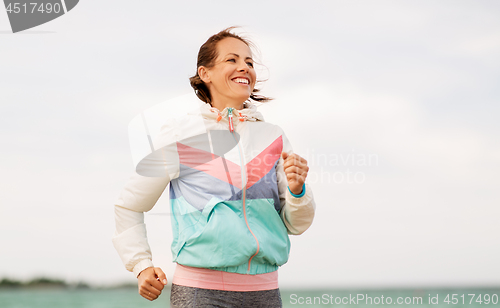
189 27 272 106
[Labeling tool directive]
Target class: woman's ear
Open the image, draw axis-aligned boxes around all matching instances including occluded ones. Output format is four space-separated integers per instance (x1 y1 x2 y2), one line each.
198 66 211 84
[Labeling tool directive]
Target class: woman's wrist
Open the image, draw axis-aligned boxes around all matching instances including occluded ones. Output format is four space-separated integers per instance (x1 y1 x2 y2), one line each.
133 259 155 278
288 183 306 198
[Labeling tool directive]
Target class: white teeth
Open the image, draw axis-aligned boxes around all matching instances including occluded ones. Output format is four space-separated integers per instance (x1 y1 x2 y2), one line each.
233 78 249 84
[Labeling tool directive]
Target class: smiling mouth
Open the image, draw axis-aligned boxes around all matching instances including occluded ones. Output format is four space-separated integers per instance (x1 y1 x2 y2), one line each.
232 78 249 85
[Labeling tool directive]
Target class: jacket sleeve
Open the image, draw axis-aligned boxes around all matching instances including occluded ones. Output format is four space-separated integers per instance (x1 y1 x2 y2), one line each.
112 122 179 277
112 173 170 277
276 131 316 235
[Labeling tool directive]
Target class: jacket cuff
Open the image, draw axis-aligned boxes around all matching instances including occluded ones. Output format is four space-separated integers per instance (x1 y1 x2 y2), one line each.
283 183 316 235
288 183 306 198
133 259 154 278
111 223 153 274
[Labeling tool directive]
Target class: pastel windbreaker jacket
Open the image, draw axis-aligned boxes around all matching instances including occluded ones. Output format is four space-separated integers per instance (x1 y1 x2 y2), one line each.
112 100 316 277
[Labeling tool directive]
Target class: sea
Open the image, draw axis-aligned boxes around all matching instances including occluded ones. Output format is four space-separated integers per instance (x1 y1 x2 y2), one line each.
0 287 499 307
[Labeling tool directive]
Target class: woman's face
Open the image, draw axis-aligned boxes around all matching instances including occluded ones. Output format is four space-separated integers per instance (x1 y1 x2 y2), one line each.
200 37 256 106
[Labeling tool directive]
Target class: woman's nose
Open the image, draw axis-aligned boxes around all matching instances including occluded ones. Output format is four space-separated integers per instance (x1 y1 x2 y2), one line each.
237 60 248 72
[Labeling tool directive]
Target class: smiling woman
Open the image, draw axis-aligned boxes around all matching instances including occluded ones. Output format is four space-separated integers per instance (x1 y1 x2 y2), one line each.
197 37 257 110
112 27 316 308
189 27 271 108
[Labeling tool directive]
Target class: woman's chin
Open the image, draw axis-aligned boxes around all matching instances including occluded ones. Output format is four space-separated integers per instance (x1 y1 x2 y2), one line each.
241 91 253 101
233 94 251 104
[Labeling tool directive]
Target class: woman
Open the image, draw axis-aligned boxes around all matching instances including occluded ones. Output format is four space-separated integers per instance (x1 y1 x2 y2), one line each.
112 27 316 307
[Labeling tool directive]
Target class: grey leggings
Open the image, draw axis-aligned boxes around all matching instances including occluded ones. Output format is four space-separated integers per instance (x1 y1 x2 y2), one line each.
170 284 283 308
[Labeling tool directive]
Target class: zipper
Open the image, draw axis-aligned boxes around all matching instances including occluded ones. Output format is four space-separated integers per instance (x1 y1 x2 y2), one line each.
227 107 259 273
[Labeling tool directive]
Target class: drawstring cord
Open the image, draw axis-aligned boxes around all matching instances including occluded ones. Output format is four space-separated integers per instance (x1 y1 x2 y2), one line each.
228 108 234 132
213 107 247 132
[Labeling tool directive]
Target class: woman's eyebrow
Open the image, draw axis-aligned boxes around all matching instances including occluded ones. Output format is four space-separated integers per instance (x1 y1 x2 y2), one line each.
227 53 253 61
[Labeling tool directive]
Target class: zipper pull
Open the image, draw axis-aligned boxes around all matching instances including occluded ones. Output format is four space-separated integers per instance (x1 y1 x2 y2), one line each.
228 107 234 132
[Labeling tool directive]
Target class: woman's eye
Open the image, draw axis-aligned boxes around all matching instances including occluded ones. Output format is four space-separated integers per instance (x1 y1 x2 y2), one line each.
227 59 236 62
247 62 254 68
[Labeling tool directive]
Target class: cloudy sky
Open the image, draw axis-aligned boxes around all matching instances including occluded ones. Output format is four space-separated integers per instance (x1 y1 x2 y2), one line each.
1 1 499 289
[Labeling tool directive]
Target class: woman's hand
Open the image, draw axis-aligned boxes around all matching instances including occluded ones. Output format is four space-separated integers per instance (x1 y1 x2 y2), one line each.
137 267 168 301
282 152 309 195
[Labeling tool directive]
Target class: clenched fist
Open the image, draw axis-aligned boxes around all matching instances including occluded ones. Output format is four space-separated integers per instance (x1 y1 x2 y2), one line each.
137 267 167 301
282 152 309 195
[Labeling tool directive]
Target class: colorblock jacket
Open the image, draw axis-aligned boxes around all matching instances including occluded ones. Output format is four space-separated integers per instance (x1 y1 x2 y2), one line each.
112 100 316 277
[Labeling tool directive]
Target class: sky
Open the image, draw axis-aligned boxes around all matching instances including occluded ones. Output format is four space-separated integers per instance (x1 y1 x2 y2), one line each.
1 1 499 289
